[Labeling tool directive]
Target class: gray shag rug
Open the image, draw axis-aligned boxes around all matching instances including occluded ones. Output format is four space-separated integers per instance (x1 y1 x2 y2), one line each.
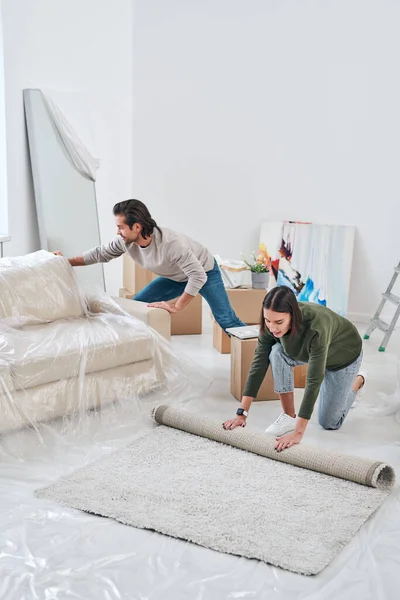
36 421 393 575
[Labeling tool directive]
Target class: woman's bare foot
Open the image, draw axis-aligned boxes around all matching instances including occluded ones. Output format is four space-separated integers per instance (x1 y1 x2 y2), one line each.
351 370 368 408
352 374 365 393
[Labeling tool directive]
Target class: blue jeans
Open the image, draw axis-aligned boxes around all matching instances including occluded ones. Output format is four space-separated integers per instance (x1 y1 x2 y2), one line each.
134 259 246 331
269 343 363 430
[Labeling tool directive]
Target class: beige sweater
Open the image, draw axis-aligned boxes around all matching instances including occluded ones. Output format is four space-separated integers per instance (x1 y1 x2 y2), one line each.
82 227 215 296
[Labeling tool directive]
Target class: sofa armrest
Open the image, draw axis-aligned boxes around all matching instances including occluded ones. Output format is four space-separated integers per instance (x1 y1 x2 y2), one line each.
111 297 171 341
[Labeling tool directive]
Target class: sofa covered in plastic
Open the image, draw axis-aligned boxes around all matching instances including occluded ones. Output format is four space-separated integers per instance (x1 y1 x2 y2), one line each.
0 250 171 433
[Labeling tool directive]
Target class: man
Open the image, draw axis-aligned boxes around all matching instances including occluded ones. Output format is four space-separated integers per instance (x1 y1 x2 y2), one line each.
62 199 245 331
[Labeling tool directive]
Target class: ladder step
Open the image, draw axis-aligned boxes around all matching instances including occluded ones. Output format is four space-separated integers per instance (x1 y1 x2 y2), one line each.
372 318 389 332
382 292 400 305
365 260 399 351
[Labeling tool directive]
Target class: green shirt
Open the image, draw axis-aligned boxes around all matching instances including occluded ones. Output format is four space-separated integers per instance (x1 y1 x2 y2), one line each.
242 302 362 420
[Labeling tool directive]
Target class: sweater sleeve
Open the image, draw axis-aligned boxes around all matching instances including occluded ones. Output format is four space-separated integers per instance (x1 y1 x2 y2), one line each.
242 332 277 398
169 245 207 296
82 236 126 265
298 333 329 420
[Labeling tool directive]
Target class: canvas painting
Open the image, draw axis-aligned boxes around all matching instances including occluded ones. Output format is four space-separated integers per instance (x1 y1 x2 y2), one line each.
259 221 355 316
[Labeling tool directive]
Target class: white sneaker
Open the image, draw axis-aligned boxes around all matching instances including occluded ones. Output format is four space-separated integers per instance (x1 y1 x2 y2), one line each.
351 370 368 408
265 413 297 436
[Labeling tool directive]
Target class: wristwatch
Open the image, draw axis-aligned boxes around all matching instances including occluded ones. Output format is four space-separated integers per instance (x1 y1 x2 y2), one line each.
236 408 248 417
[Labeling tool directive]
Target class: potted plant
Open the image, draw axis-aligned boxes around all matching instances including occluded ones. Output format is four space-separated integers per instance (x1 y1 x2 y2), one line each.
242 243 271 289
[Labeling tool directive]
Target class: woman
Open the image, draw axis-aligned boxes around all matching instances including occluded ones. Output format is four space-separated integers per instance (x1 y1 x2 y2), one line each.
223 286 366 451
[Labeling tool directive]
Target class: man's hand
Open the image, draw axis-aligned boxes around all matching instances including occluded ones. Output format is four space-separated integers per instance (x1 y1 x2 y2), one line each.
275 430 304 452
147 301 179 314
222 416 247 430
53 252 86 267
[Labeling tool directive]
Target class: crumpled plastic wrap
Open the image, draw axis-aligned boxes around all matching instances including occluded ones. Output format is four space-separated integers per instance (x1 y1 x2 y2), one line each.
365 361 400 424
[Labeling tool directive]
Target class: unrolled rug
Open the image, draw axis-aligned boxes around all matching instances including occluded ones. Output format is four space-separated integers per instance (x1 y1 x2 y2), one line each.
36 405 395 575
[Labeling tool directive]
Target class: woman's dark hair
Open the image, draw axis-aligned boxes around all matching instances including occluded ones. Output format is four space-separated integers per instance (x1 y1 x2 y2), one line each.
260 286 302 336
113 199 162 239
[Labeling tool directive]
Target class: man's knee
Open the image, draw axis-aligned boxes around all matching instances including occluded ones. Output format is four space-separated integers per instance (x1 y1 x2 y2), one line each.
133 291 150 303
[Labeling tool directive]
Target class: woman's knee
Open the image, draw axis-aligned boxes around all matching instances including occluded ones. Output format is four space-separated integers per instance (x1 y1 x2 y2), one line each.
318 415 342 431
269 343 284 364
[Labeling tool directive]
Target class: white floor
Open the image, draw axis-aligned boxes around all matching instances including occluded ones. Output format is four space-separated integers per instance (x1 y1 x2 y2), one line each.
1 319 400 600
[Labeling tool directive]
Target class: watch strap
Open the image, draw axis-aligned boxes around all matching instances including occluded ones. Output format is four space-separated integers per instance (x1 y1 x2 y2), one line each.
236 408 248 417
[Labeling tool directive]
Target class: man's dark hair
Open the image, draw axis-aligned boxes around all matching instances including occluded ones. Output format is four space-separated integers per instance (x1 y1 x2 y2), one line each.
260 286 302 336
113 199 162 239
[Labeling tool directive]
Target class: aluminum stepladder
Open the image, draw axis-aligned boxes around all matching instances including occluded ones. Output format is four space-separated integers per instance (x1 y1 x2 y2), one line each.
364 260 400 351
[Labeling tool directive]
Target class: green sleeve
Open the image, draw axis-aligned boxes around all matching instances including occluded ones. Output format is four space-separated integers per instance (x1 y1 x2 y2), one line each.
298 334 329 420
242 332 276 398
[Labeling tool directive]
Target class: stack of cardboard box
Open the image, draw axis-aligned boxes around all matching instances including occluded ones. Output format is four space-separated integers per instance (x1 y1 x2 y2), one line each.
121 254 308 397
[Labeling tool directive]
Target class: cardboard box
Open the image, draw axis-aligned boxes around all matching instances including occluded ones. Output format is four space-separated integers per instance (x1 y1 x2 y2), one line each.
231 336 278 401
119 288 202 335
226 288 267 324
230 336 308 402
294 363 307 388
123 254 157 294
119 287 134 299
213 320 231 354
170 294 202 335
212 287 267 354
123 254 202 334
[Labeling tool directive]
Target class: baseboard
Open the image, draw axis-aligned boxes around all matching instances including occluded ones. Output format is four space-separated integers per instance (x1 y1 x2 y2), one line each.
346 312 371 324
347 311 397 329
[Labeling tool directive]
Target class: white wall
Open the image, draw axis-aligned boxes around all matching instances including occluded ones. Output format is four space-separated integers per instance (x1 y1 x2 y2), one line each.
132 0 400 320
2 0 399 317
1 0 133 293
0 7 8 235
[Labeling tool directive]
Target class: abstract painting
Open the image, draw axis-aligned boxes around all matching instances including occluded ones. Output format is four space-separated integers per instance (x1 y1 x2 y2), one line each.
259 221 355 316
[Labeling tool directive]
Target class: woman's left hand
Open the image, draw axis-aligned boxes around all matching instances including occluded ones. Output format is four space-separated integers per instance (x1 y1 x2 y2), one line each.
275 430 303 451
147 301 179 313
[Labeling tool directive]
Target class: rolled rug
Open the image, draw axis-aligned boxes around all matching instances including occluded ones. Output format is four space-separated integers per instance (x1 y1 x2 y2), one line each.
152 404 395 491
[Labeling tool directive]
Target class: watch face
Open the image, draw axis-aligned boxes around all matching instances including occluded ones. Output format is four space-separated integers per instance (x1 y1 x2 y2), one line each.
237 408 245 416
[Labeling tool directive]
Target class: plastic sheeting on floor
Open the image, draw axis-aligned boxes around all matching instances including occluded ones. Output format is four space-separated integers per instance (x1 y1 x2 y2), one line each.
1 396 400 599
1 251 400 598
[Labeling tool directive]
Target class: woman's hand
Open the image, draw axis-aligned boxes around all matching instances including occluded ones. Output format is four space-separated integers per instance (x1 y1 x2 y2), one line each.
223 416 247 430
147 301 179 313
275 430 303 451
